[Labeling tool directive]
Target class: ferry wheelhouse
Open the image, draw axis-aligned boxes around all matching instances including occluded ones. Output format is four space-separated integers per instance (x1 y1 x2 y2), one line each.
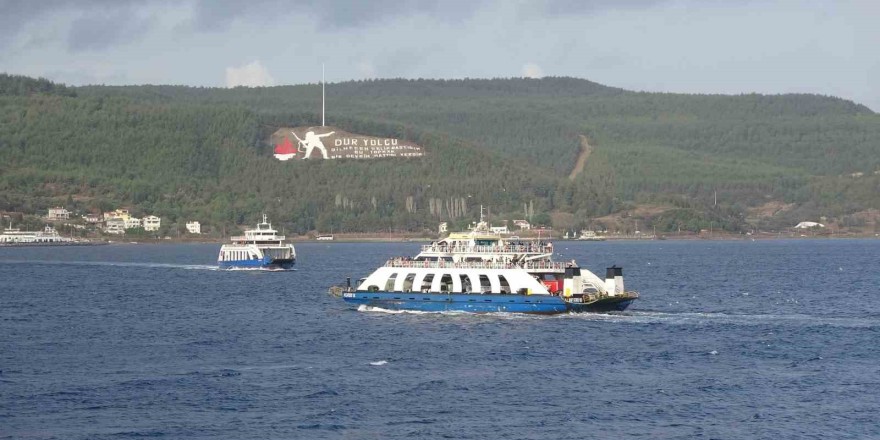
415 212 572 295
333 211 638 314
218 215 296 269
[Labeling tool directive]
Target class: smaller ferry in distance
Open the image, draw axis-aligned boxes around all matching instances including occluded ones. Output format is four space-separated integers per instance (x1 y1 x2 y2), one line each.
218 214 296 270
316 234 334 241
0 224 94 246
578 230 605 241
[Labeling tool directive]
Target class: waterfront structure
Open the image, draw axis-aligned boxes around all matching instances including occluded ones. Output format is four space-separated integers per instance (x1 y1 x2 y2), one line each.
513 219 531 230
105 218 125 234
186 221 201 234
143 215 161 232
47 207 69 221
124 217 142 229
1 224 75 244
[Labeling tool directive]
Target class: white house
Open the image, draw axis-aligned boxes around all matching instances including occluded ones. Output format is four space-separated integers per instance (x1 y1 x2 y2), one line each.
125 217 142 229
186 221 201 234
83 213 102 223
105 218 126 235
104 209 131 221
794 221 825 229
513 220 531 230
143 215 161 232
438 222 448 234
47 207 70 221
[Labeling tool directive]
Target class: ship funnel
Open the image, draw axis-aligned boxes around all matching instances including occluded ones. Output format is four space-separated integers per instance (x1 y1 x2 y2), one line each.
605 266 624 296
562 261 582 298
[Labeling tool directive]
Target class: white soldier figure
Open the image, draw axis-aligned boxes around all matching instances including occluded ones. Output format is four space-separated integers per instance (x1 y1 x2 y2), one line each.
292 130 335 159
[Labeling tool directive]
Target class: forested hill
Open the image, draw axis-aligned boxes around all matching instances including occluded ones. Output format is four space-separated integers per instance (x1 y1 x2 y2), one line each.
1 73 879 235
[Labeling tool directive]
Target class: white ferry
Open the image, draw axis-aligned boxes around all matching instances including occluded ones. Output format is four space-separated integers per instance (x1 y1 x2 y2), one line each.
578 230 606 241
332 209 638 313
0 224 80 245
218 214 296 269
334 257 636 314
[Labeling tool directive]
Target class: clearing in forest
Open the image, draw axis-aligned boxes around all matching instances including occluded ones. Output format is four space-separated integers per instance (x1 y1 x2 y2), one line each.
568 135 593 180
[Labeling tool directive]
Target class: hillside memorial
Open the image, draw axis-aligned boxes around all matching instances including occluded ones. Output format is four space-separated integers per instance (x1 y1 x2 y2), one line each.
272 126 424 161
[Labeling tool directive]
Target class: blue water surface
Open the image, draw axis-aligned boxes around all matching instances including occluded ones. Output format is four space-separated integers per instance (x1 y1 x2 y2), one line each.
1 239 878 439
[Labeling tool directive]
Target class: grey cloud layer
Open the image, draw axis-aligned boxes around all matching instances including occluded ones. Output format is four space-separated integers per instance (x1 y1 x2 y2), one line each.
0 0 876 110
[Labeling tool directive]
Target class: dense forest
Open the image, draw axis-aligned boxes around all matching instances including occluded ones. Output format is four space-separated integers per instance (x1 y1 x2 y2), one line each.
1 73 878 235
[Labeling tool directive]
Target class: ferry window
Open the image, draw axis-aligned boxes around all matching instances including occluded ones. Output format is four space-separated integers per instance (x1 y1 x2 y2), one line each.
479 275 491 293
385 273 399 291
459 274 471 292
440 274 453 292
403 274 416 292
583 283 600 293
498 275 511 294
421 274 434 292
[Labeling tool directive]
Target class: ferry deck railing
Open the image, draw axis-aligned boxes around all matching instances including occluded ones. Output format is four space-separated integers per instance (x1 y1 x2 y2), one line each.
230 235 286 242
419 244 554 255
385 259 567 271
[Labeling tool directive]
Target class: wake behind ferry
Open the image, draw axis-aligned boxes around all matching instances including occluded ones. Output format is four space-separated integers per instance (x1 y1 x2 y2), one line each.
218 214 296 270
331 210 638 314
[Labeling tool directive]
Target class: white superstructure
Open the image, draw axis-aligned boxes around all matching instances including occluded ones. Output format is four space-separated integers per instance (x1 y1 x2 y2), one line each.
0 224 76 244
415 209 618 298
357 259 550 295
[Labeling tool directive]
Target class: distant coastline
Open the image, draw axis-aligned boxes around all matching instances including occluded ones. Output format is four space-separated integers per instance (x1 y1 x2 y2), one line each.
30 231 876 246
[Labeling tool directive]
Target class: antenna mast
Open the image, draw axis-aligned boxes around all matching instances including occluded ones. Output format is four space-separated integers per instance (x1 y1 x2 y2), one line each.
322 64 325 127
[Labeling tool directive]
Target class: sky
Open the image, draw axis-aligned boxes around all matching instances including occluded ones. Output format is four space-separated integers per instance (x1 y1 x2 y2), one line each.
1 0 879 110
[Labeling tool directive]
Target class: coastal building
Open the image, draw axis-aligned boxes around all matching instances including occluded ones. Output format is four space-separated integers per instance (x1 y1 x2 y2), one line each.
83 213 102 224
438 222 448 234
143 215 161 232
105 218 125 235
47 207 70 221
103 209 131 222
186 221 201 234
513 220 531 230
124 217 142 229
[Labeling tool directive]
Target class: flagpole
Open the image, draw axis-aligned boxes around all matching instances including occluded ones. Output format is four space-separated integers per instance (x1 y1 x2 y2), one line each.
322 64 325 127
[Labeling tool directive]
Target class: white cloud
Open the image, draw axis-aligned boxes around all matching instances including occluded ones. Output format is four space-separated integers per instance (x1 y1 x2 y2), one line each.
522 63 544 79
357 61 377 78
225 60 275 87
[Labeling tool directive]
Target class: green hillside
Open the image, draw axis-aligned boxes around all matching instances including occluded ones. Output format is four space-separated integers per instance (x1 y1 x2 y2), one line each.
1 73 879 235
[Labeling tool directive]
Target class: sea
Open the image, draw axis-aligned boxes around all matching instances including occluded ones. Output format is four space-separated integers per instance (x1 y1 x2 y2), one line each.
1 239 878 439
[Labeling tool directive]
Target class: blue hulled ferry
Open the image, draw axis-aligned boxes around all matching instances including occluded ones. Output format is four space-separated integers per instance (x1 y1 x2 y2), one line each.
331 210 637 314
335 260 636 314
218 214 296 270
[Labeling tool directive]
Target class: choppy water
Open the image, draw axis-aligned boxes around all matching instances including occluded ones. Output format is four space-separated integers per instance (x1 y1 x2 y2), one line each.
1 240 878 439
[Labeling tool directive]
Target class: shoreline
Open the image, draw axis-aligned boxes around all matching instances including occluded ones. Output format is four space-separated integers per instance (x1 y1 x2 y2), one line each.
4 233 874 246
